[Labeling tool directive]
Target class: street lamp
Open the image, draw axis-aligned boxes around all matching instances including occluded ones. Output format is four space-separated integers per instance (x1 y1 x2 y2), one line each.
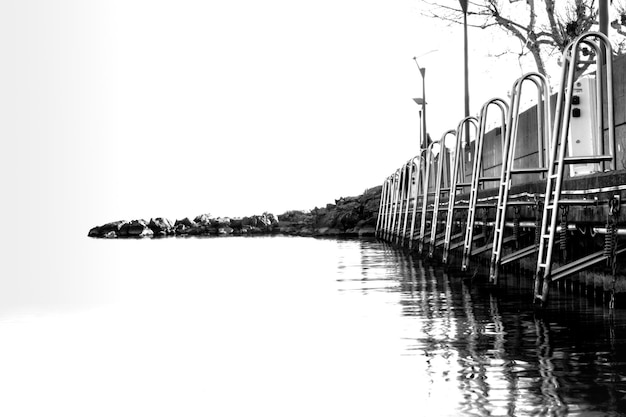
413 58 427 150
459 0 470 141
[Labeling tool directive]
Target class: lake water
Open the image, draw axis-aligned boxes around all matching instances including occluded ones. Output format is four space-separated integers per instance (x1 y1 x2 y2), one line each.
2 235 626 416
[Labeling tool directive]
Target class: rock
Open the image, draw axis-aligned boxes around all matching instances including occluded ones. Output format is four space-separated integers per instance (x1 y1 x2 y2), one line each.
218 226 234 235
88 220 125 238
214 217 231 227
148 218 173 236
336 211 360 230
138 227 154 238
230 218 243 229
299 227 314 236
358 226 376 236
175 217 196 228
193 213 212 225
121 220 150 237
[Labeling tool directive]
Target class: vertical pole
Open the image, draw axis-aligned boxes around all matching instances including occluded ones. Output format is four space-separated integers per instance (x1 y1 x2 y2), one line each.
463 10 470 148
418 109 423 149
599 0 609 37
421 68 427 150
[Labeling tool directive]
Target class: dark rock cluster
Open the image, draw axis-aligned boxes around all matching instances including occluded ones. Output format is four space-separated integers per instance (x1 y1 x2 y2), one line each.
88 213 280 238
276 186 381 237
88 185 382 239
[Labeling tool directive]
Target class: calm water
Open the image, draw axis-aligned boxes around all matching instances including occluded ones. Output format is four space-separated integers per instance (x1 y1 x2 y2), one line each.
2 235 626 416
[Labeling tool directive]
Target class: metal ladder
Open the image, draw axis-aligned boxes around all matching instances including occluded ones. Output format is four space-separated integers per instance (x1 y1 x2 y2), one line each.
400 155 425 247
375 175 391 238
376 153 426 246
384 169 400 241
427 131 454 258
461 98 509 271
442 116 479 264
393 161 411 244
417 143 439 254
489 72 552 284
534 32 617 302
407 151 427 249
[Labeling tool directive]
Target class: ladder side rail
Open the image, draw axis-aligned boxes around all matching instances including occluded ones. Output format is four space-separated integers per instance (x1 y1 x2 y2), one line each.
381 176 394 238
389 170 401 241
534 41 577 297
418 143 436 253
375 177 388 237
525 73 553 172
382 174 393 240
583 34 616 170
408 153 425 249
401 159 416 245
443 116 479 263
396 167 408 242
395 162 409 243
489 79 522 280
428 133 454 256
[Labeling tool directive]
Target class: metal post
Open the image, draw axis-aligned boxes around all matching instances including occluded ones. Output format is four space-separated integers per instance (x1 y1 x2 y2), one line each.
459 0 470 144
599 0 609 37
413 57 427 150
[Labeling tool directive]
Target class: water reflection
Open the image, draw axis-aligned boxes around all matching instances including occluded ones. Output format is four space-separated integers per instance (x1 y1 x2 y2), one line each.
346 238 626 416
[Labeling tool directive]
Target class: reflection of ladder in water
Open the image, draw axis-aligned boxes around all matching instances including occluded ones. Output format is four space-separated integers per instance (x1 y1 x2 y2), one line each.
417 143 439 254
461 98 509 271
534 32 618 303
489 72 552 284
442 117 479 264
425 132 454 257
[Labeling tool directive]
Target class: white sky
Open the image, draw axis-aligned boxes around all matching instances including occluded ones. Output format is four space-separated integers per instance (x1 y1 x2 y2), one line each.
1 0 540 230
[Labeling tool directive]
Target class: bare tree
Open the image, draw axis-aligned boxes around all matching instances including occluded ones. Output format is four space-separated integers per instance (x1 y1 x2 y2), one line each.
422 0 625 76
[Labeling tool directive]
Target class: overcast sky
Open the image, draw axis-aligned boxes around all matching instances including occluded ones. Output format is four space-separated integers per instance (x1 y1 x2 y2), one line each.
1 0 541 232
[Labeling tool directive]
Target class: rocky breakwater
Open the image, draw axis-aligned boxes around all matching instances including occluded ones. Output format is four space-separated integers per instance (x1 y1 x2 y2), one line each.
277 185 381 237
88 185 382 239
88 213 280 238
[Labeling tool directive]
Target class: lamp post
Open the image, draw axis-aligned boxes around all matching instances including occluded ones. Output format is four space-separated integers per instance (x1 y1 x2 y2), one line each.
459 0 470 146
413 58 427 150
599 0 608 36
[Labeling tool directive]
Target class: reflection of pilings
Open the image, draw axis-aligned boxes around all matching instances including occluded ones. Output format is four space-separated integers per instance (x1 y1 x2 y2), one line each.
488 294 519 416
456 279 490 415
534 318 568 416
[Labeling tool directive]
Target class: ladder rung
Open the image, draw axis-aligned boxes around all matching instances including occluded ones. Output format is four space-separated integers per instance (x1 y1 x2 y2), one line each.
510 167 549 174
559 199 600 206
563 155 612 164
507 200 537 206
549 174 558 179
478 176 501 182
457 182 471 187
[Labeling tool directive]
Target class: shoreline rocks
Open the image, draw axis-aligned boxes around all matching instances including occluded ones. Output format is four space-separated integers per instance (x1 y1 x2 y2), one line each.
88 186 382 239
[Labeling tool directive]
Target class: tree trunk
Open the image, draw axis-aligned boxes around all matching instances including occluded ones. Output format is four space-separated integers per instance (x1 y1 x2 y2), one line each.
529 45 547 76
